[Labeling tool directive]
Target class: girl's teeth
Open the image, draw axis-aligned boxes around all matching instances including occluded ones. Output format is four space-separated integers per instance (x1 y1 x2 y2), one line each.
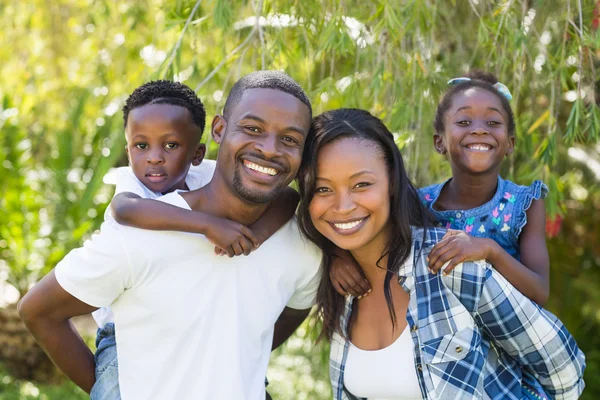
245 161 277 176
333 219 363 230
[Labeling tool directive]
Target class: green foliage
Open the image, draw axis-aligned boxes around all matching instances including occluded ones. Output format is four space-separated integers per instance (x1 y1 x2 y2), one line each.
0 0 599 398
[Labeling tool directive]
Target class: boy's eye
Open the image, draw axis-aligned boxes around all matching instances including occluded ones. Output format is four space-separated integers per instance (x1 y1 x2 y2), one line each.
135 143 147 149
165 142 179 149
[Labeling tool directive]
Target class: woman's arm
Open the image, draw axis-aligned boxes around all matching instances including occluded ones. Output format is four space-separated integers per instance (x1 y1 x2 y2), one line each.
427 200 549 305
473 263 585 399
111 192 259 256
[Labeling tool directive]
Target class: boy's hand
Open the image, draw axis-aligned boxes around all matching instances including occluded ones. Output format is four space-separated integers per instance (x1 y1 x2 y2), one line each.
427 229 492 275
204 217 260 257
330 253 371 298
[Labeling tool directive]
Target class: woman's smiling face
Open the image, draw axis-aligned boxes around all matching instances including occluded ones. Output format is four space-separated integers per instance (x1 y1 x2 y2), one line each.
308 137 391 253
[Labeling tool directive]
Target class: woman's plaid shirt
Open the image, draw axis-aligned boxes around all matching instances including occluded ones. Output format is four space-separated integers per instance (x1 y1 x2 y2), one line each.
329 227 585 400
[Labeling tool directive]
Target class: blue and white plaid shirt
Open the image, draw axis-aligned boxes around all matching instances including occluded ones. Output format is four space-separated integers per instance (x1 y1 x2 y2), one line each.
330 227 585 400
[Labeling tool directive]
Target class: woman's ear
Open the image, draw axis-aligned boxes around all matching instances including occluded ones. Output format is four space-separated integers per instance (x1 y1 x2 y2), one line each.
433 133 447 155
211 115 226 144
192 144 206 166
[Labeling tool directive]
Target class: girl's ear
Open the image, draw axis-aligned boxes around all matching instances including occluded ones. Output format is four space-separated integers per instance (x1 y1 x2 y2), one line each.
211 115 226 144
506 135 515 156
192 144 206 166
433 133 447 155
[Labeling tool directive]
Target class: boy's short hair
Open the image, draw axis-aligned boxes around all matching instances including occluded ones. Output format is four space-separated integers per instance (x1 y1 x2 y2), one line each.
223 71 312 120
123 80 206 138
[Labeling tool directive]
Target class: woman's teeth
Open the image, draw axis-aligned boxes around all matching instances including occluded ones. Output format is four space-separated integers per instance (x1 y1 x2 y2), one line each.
245 161 278 176
333 219 363 230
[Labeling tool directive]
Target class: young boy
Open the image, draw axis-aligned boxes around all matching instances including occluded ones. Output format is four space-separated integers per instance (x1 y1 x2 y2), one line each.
91 80 299 399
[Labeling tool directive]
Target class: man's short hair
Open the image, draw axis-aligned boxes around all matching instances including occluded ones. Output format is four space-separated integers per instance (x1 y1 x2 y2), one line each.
223 71 312 119
122 80 206 138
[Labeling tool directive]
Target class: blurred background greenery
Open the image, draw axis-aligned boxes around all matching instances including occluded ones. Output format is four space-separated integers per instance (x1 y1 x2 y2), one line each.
0 0 598 398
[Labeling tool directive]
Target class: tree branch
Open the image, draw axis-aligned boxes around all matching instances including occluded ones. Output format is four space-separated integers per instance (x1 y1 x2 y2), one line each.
162 0 203 78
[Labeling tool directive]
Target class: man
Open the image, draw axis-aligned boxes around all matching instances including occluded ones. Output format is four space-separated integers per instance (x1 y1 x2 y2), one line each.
18 71 321 400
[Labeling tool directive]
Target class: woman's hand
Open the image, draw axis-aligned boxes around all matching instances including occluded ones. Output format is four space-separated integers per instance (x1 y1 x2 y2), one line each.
329 252 371 298
427 229 494 275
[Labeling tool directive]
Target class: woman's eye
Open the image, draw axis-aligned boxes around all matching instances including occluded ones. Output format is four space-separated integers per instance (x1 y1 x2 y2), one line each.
135 143 147 149
165 142 179 149
354 182 372 189
315 187 331 194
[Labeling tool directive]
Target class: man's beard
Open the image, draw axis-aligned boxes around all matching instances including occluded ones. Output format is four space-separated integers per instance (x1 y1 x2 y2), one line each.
232 165 287 204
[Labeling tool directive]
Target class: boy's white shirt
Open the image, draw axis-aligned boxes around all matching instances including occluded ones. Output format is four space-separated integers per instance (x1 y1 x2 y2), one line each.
92 160 217 328
55 191 322 400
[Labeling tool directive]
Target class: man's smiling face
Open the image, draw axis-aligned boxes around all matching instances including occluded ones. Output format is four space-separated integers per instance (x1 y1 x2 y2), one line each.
212 88 312 204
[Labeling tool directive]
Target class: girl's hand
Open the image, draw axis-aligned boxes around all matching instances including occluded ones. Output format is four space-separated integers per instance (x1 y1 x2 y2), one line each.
330 253 371 298
205 217 260 257
427 229 493 275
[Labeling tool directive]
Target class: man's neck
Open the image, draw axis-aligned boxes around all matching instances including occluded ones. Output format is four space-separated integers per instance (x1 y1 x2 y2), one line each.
181 172 271 226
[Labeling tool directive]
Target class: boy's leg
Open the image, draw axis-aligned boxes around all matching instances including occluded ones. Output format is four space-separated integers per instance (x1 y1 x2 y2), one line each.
90 323 120 400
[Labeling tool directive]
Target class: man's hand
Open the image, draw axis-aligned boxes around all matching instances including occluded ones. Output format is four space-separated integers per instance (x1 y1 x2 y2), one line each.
427 229 492 275
329 252 371 298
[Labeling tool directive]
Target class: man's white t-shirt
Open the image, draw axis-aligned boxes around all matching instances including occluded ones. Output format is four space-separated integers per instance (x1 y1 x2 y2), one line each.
55 192 322 400
92 161 216 328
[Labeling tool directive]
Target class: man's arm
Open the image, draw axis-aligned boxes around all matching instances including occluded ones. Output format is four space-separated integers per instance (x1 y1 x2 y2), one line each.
471 262 585 399
18 270 99 393
271 307 310 350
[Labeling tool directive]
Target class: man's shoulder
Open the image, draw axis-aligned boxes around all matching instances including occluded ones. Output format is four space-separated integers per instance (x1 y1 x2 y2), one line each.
262 217 322 265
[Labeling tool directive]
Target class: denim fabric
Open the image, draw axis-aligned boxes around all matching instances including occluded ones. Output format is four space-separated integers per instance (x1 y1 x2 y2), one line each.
419 176 548 261
90 323 120 400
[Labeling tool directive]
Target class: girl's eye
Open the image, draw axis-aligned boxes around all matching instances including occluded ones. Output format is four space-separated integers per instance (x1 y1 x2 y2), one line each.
487 121 501 126
457 120 471 126
135 143 147 149
165 142 179 149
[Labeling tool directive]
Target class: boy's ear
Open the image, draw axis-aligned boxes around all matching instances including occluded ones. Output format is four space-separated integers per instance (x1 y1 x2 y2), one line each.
433 133 447 155
506 135 515 156
211 115 226 145
125 145 131 164
192 144 206 166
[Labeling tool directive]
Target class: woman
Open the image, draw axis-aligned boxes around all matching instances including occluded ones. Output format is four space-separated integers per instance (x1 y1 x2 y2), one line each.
297 108 585 400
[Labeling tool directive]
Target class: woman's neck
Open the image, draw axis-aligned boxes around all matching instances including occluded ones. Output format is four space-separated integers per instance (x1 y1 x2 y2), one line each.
350 230 392 289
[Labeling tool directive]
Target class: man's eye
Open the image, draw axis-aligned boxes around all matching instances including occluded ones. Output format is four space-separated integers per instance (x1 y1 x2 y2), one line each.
165 143 179 149
135 143 147 149
282 136 299 145
245 126 260 133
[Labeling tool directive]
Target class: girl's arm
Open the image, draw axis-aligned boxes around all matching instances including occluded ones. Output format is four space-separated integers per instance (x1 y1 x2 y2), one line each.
111 192 259 257
428 199 549 305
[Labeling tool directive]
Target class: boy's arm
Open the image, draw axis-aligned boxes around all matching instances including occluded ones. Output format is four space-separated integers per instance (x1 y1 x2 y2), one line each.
111 192 259 256
249 187 300 244
18 270 98 393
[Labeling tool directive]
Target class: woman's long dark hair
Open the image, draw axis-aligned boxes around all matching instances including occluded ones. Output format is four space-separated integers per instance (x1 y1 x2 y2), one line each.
297 108 434 342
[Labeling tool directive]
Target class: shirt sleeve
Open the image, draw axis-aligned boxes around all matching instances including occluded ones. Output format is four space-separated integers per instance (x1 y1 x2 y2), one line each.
286 239 322 310
186 159 217 190
54 221 134 308
475 267 586 399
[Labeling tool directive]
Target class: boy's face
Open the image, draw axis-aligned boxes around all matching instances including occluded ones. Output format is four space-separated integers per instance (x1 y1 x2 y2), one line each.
125 103 204 194
212 88 311 204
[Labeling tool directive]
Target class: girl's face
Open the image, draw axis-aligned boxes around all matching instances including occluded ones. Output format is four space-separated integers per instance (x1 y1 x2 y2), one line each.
435 87 514 175
308 137 391 254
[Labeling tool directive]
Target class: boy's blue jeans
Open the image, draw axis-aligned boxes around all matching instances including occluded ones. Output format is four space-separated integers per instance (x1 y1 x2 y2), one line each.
90 323 121 400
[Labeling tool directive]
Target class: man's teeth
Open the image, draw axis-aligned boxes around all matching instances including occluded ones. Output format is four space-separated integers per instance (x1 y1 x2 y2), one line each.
333 219 363 230
245 161 278 176
467 144 491 151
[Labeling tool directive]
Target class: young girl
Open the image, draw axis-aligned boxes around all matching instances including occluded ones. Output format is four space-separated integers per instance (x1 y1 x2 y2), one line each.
331 70 550 307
